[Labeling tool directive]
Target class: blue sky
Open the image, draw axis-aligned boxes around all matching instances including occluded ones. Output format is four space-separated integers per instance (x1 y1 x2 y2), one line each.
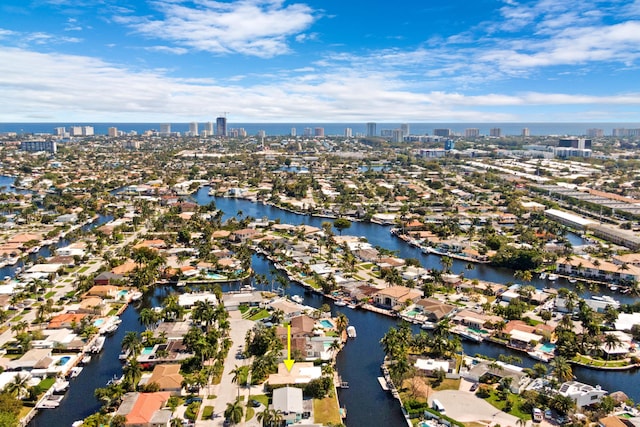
1 0 640 122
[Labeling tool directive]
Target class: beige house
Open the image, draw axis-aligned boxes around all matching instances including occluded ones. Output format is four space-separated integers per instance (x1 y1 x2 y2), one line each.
146 364 184 395
373 286 422 309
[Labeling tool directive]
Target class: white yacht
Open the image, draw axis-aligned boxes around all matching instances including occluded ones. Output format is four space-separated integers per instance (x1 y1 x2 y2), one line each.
547 274 559 281
291 295 304 304
346 326 357 338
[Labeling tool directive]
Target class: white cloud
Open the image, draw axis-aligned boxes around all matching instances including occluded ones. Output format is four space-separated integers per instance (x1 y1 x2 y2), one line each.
2 46 640 122
144 45 189 55
116 0 317 58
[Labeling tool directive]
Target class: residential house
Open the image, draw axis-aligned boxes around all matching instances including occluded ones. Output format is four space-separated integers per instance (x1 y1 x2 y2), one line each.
93 271 124 286
48 313 87 329
78 296 109 316
373 286 422 309
556 256 640 284
559 381 607 408
230 228 259 243
145 364 184 395
415 299 456 322
115 392 172 427
87 285 120 299
272 386 305 424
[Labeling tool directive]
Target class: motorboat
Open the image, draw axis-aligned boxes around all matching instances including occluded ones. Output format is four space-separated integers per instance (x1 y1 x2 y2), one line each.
52 379 70 393
421 322 436 330
80 355 92 365
129 291 143 301
69 367 83 378
346 326 357 338
539 272 547 279
334 300 347 307
568 277 577 283
291 295 304 304
90 336 106 353
547 274 559 281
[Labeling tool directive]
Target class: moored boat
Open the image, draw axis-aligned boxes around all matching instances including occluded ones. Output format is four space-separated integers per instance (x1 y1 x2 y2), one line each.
346 325 357 338
291 295 303 304
547 274 559 281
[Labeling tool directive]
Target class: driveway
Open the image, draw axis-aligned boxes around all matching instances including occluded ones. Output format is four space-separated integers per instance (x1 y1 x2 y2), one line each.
430 389 519 426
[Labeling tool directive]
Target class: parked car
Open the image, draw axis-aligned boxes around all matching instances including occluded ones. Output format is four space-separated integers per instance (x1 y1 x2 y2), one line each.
185 397 203 405
249 399 261 407
470 383 478 392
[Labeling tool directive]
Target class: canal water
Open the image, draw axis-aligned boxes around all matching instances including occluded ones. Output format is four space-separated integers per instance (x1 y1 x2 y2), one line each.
24 186 640 426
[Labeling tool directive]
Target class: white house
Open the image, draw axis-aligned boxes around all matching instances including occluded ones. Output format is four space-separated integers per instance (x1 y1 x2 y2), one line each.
559 381 607 408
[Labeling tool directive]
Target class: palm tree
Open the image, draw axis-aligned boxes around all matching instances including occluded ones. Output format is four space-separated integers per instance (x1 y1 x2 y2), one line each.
551 356 573 383
123 358 142 391
121 331 143 357
224 400 244 425
335 313 348 334
3 372 31 398
138 308 159 330
603 333 622 360
231 365 244 399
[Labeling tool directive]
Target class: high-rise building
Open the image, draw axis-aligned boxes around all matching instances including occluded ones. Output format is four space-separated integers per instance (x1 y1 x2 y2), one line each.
366 122 377 137
204 121 214 135
587 128 604 138
257 130 266 138
216 117 227 136
392 129 404 143
69 126 82 136
400 123 410 137
108 127 118 137
559 138 592 149
465 128 480 138
54 127 66 136
314 127 325 137
490 128 502 137
21 140 57 154
189 122 199 136
434 128 451 137
160 124 171 135
123 140 140 150
344 128 352 138
82 126 94 136
303 128 312 137
291 128 297 137
522 128 530 137
444 139 455 151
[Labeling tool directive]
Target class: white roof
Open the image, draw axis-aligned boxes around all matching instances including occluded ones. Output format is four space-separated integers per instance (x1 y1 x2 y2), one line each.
178 293 218 307
414 358 449 372
615 313 640 331
510 329 543 343
272 386 304 414
545 209 594 227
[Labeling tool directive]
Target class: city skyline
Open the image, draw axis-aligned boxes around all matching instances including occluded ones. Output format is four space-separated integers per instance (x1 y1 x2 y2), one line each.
2 0 640 122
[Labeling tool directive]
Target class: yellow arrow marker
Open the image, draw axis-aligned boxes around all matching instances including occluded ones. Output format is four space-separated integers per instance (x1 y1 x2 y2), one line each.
284 324 295 372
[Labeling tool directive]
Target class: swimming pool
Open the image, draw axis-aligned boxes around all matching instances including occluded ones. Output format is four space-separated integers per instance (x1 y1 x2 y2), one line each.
58 356 71 366
468 327 489 334
405 309 420 317
118 290 128 298
142 347 155 355
320 320 333 328
93 319 105 327
207 273 226 280
540 343 556 353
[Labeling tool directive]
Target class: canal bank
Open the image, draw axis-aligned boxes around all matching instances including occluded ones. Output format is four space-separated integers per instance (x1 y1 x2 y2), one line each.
21 186 640 426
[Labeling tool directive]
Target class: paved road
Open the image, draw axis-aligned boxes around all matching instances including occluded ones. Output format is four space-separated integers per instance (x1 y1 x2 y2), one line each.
197 312 262 426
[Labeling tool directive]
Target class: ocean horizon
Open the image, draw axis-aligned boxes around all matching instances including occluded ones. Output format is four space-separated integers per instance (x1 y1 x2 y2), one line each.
2 122 640 137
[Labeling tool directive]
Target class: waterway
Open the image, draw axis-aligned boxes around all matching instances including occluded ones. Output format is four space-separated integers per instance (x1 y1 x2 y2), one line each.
24 186 640 426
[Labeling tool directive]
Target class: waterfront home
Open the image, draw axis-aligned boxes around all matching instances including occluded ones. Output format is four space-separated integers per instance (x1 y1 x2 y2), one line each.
48 313 87 329
463 360 529 394
31 328 84 351
0 372 37 398
556 256 640 284
267 362 322 386
599 331 633 360
414 358 456 377
272 386 304 423
111 260 138 275
414 299 456 322
452 309 502 331
115 391 172 426
87 285 121 299
612 253 640 268
598 416 636 427
373 286 422 310
559 381 607 408
7 348 53 372
177 292 218 308
142 364 184 395
78 296 109 316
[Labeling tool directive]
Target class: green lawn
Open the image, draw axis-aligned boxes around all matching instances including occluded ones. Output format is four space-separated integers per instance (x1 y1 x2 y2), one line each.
484 390 530 420
77 266 90 273
313 396 342 425
250 394 270 407
45 291 56 298
248 309 271 321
